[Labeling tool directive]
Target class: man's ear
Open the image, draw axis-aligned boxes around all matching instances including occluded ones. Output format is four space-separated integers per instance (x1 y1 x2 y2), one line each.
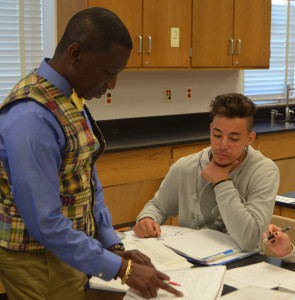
68 43 82 65
210 122 213 131
247 131 256 145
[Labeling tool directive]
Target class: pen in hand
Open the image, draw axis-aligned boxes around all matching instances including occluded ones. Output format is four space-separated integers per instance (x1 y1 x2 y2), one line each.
163 280 181 287
263 226 290 242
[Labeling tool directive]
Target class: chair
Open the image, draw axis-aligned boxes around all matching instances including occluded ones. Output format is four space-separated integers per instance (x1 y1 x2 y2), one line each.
264 215 295 257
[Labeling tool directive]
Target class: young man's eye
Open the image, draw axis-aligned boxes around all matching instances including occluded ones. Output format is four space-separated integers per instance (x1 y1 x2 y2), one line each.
231 137 240 141
213 134 221 138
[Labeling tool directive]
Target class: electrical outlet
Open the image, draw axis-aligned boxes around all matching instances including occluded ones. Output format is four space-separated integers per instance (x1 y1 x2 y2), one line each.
104 91 112 106
186 87 192 101
164 87 172 103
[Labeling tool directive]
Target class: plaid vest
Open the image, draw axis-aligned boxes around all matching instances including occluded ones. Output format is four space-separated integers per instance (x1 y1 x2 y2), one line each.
0 73 105 252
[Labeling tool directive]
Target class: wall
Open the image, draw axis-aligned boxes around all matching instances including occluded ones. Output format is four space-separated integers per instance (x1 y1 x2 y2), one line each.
45 0 242 121
88 70 242 121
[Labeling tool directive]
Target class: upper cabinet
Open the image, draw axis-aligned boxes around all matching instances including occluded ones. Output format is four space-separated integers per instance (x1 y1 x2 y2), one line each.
88 0 192 68
192 0 271 68
57 0 271 70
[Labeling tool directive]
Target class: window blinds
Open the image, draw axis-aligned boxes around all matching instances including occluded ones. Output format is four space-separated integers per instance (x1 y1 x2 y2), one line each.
243 0 295 104
0 0 43 103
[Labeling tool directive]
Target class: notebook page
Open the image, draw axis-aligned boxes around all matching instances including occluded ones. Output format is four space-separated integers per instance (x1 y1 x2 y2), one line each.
124 238 193 271
123 266 226 300
163 229 239 261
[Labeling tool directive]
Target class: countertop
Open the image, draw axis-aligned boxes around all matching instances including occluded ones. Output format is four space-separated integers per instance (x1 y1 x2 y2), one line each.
100 119 295 153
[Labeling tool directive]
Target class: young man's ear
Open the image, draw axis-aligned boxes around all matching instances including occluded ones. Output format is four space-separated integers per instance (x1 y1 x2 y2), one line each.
247 131 256 145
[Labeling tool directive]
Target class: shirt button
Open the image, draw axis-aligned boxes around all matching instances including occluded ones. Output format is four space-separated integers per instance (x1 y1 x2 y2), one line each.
98 273 103 277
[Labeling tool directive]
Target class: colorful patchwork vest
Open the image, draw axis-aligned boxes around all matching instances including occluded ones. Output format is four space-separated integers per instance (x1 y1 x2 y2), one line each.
0 73 105 252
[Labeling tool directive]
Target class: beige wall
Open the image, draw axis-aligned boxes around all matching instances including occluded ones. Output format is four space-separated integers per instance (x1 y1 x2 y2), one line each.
88 70 241 120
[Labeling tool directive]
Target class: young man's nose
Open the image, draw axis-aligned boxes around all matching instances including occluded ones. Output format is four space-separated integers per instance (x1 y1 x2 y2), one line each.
219 137 229 149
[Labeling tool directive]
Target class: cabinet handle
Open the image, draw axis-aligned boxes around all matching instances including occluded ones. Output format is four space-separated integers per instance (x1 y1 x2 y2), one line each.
146 35 152 54
236 39 242 55
137 35 142 54
229 38 234 55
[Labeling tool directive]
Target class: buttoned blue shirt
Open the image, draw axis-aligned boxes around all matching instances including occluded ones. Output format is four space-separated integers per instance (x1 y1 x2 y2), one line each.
0 59 122 280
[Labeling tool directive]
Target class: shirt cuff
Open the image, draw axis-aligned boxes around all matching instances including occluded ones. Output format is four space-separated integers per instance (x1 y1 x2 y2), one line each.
96 249 122 281
99 227 122 249
213 180 234 194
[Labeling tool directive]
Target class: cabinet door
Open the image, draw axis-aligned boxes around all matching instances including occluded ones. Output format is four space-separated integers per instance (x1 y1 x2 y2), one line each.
233 0 271 68
57 0 86 42
172 143 210 163
88 0 143 68
258 132 295 160
103 179 162 225
192 0 234 68
96 147 171 187
142 0 191 68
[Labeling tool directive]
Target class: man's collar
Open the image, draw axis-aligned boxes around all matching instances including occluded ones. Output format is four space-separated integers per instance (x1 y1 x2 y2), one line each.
70 89 85 112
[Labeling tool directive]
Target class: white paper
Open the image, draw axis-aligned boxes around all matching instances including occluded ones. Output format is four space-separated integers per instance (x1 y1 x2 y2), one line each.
124 238 193 271
221 286 295 300
276 195 295 204
224 262 295 290
124 266 226 300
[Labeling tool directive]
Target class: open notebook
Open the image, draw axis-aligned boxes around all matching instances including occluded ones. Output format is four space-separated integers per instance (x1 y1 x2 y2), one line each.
124 265 226 300
162 228 261 265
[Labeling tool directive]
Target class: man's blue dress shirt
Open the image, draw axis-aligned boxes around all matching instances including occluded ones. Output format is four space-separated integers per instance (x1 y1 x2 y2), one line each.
0 59 122 280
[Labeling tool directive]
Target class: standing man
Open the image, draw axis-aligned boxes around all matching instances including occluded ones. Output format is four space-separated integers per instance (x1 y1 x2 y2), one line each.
0 7 182 300
134 93 280 252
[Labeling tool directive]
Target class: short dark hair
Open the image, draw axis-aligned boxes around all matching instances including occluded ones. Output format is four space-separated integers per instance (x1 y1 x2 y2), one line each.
56 7 133 54
209 93 257 131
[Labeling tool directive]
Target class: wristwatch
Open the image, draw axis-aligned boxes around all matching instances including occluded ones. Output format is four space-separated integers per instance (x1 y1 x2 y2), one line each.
108 243 125 252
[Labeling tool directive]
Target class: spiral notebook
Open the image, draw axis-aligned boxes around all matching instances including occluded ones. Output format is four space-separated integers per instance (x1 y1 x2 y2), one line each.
123 265 226 300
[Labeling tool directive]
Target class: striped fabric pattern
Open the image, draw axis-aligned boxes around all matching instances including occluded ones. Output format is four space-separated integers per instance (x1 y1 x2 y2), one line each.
0 73 105 252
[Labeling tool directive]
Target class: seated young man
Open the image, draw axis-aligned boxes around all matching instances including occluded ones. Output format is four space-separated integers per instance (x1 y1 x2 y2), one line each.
133 93 280 251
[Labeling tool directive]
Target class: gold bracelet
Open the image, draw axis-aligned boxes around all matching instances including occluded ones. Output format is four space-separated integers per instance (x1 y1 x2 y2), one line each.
121 259 133 285
212 177 231 189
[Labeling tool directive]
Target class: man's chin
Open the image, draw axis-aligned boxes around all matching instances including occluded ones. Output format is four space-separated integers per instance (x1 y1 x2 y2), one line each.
214 161 233 168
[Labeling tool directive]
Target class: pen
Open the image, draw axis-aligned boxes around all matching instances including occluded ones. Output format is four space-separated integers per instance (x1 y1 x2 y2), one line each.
115 227 131 232
263 226 290 242
163 280 181 286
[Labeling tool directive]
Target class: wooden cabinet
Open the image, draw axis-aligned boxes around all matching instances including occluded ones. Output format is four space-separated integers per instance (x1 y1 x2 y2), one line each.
88 0 192 68
192 0 271 68
96 147 171 225
172 142 210 163
257 131 295 195
57 0 271 70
